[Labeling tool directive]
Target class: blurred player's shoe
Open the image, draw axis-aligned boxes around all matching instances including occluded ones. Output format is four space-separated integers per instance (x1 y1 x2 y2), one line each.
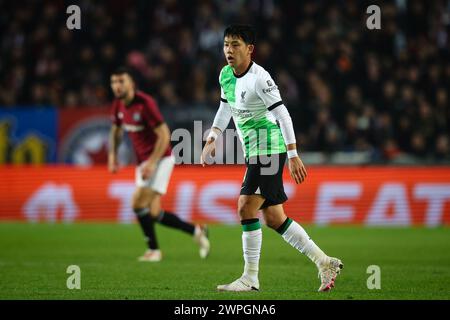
217 275 259 292
194 225 210 259
318 257 344 292
138 249 162 262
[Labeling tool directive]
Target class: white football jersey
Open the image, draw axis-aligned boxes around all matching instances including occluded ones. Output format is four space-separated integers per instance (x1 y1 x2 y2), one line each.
219 61 286 158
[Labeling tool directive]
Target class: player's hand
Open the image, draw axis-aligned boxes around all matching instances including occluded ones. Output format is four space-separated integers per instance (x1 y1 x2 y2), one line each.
288 156 307 184
108 153 119 173
200 137 216 167
141 160 157 180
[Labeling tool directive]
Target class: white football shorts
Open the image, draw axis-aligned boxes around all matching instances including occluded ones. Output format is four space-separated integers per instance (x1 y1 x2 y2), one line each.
135 155 175 195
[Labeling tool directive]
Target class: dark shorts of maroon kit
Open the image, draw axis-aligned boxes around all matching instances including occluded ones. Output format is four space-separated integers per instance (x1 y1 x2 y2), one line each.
240 152 288 209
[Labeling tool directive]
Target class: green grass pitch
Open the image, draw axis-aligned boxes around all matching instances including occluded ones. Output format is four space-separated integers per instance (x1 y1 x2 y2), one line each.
0 223 449 300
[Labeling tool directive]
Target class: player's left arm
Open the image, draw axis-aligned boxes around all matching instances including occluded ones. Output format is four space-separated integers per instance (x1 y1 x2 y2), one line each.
141 98 171 179
256 72 307 184
270 105 307 184
150 122 171 162
141 122 171 180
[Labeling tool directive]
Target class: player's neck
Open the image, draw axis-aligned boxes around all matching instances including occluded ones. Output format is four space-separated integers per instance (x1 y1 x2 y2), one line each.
233 60 252 77
122 90 135 106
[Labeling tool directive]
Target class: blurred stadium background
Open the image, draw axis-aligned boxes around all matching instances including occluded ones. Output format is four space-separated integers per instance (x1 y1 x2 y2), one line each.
0 0 449 300
0 0 448 225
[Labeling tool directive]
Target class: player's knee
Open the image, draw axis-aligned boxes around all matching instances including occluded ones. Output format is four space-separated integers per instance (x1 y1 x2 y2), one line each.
263 211 285 230
148 208 160 219
264 214 278 229
132 198 146 211
132 194 152 210
238 202 255 220
132 193 141 208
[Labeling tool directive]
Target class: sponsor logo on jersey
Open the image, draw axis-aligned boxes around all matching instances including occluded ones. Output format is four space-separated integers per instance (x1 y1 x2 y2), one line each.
267 80 273 87
123 124 144 132
230 107 253 119
262 85 278 94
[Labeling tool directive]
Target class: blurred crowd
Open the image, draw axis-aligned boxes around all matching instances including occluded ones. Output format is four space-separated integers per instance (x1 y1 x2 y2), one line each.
0 0 449 162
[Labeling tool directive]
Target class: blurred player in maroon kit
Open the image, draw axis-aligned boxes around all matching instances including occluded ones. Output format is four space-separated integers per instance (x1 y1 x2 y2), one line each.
108 67 210 262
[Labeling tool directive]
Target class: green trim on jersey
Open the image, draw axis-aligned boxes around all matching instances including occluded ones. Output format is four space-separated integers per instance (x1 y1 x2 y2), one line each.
219 66 236 104
237 118 286 157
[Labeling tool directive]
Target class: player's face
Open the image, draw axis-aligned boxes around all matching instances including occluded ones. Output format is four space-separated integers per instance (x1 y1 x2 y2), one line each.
110 74 134 99
223 36 254 69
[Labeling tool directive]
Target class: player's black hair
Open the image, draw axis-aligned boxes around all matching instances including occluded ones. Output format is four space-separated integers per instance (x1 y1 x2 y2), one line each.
224 24 256 45
111 66 136 83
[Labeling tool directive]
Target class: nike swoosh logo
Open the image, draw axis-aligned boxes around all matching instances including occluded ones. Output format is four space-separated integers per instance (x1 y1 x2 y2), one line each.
239 280 251 287
239 280 259 291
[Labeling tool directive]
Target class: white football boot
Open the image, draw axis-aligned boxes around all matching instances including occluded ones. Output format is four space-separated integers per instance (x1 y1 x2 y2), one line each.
318 257 344 292
217 275 259 292
138 249 162 262
194 225 210 259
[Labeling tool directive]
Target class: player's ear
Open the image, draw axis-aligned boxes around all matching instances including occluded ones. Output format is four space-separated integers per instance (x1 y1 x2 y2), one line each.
248 44 254 55
129 77 136 89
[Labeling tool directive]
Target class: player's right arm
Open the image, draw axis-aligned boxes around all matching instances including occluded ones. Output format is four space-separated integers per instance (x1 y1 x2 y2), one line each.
108 100 123 173
108 124 123 173
201 88 232 166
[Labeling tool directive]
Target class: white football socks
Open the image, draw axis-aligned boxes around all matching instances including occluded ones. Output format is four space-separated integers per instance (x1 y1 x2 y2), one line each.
280 218 329 268
239 217 328 285
241 221 262 284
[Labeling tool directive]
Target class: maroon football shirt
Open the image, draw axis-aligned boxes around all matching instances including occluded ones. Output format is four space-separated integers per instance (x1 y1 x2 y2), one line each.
111 90 172 164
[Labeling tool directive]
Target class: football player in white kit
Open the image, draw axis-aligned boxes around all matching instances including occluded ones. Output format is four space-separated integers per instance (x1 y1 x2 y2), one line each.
201 25 343 292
